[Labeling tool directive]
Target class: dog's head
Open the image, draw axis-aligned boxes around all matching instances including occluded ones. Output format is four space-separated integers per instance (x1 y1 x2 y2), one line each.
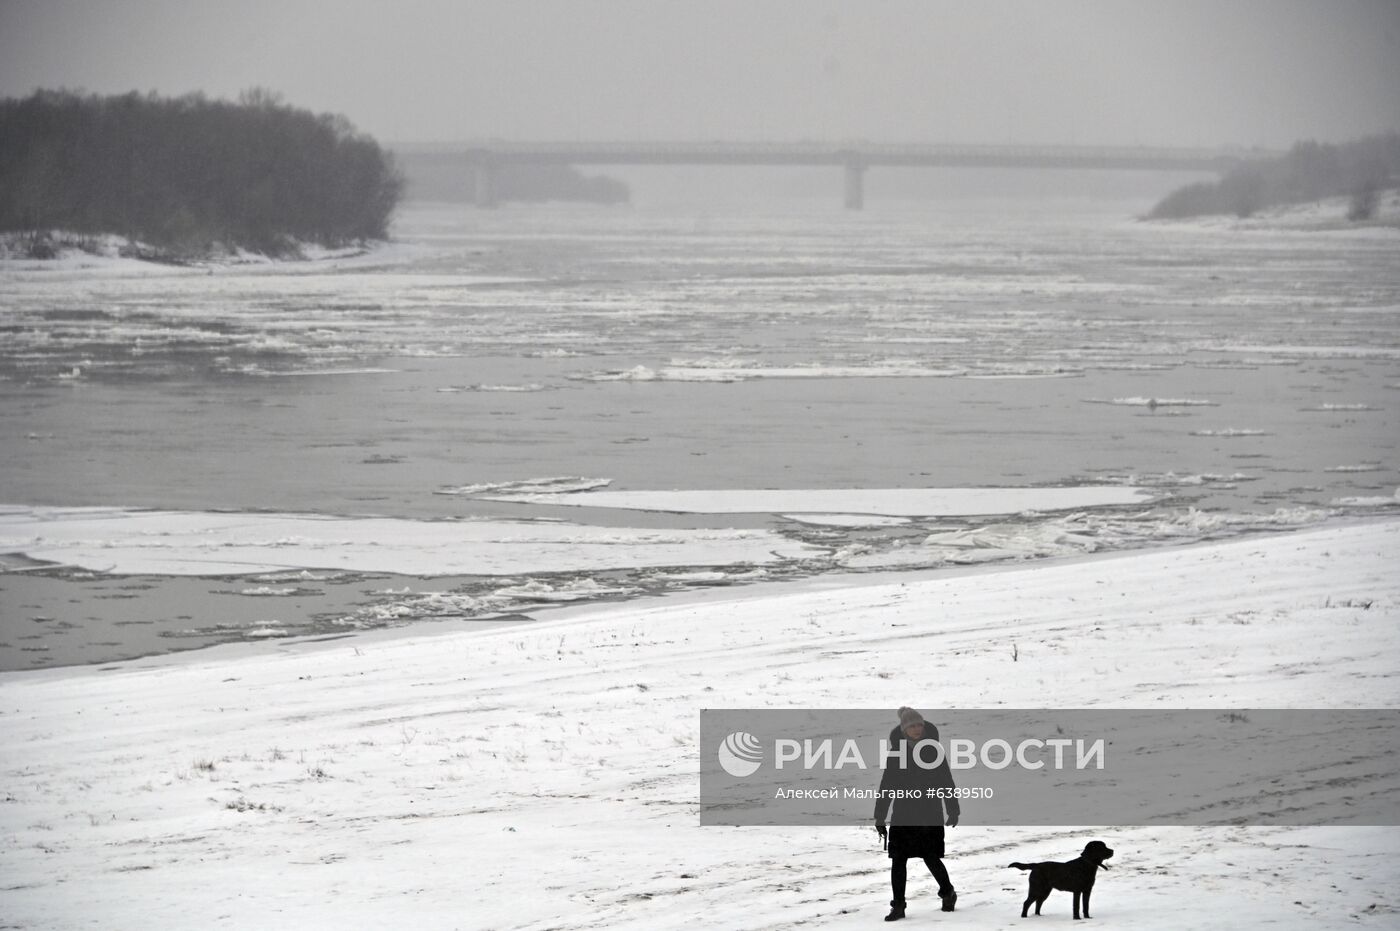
1083 840 1115 868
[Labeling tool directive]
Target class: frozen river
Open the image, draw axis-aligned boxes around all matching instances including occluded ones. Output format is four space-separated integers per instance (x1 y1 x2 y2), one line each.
2 197 1398 669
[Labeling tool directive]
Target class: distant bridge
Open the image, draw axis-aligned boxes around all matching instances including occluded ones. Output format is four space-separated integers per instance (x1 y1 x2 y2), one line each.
406 141 1277 209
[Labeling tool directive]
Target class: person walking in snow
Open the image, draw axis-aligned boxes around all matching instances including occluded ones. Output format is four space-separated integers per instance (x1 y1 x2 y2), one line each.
873 707 959 921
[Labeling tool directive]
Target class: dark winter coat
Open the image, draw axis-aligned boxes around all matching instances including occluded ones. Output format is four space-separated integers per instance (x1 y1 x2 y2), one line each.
873 724 961 859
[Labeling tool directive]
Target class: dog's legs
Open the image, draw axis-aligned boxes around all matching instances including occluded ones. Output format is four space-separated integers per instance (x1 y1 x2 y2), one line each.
1072 890 1081 920
1024 875 1046 917
1083 887 1092 919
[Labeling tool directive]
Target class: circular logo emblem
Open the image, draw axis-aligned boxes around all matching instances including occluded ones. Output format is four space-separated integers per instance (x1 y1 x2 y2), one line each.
717 731 764 777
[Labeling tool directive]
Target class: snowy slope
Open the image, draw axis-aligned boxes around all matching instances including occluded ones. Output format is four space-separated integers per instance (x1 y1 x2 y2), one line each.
1 520 1398 929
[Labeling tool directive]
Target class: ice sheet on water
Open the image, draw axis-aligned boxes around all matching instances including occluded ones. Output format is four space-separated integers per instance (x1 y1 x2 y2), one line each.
0 505 815 576
436 383 549 393
1190 428 1272 437
330 591 499 627
835 506 1338 570
476 486 1153 516
574 361 965 382
242 625 291 639
965 368 1084 379
780 513 911 528
1083 396 1218 407
492 578 637 601
329 576 647 629
1303 403 1379 412
246 569 353 583
7 203 1398 391
435 476 612 496
654 570 736 583
1332 490 1400 508
1095 471 1259 488
162 620 292 640
234 366 399 377
1204 344 1400 360
232 586 320 597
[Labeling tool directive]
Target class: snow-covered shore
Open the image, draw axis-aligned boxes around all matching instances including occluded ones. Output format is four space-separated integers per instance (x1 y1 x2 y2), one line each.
1147 187 1400 234
2 519 1397 929
0 230 423 276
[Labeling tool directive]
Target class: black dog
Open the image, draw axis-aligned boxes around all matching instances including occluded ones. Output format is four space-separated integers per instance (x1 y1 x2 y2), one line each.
1009 840 1114 919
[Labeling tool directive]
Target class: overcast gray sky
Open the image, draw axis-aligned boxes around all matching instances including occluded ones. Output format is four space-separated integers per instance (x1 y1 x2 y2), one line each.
2 0 1397 149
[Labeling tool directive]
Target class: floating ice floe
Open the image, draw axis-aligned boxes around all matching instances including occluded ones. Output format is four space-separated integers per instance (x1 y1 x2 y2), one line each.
780 513 912 528
1202 344 1400 360
228 365 399 377
242 625 292 639
835 506 1337 570
475 486 1152 516
0 506 816 576
1096 472 1258 488
436 476 612 497
1302 403 1378 412
1200 473 1258 484
965 368 1084 379
1083 397 1217 407
332 591 500 626
1190 428 1271 437
1109 472 1257 491
654 570 737 583
492 578 637 601
574 362 964 382
1332 490 1400 508
327 577 654 628
246 569 350 583
436 383 549 393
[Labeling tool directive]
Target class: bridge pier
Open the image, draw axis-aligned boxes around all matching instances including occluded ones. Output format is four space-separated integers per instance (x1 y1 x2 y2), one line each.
842 157 866 210
473 161 499 208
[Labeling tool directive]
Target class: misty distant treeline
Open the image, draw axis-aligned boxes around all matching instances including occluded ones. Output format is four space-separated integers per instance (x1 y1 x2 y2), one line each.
397 151 628 205
1149 133 1400 221
0 89 403 256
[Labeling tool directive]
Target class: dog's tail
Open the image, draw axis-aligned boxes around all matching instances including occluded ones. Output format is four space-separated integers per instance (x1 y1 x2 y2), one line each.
1007 862 1034 871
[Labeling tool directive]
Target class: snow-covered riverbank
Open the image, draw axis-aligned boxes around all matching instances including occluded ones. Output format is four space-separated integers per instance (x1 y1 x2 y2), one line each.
2 519 1397 929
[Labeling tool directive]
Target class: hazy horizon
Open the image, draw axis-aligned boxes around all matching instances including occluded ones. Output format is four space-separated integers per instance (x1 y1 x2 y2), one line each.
2 0 1398 151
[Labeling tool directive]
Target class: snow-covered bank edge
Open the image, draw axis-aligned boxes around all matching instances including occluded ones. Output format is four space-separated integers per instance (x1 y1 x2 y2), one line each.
1143 187 1400 235
0 229 431 277
1 520 1398 929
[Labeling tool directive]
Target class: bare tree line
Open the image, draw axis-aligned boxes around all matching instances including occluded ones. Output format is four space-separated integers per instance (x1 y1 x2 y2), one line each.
0 89 403 257
1149 133 1399 221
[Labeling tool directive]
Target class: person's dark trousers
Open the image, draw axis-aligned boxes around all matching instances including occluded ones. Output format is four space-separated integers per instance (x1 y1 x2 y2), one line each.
891 856 954 903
